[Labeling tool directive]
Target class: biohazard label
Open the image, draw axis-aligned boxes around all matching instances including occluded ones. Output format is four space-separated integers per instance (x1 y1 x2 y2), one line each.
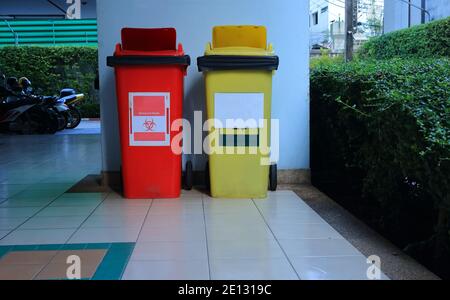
129 92 170 146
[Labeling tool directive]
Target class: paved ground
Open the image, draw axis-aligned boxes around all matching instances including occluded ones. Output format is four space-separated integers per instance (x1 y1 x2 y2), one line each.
0 125 411 280
55 120 101 135
289 184 440 280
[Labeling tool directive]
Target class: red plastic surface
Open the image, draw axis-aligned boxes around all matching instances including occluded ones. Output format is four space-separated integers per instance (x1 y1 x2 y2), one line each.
121 28 176 52
112 28 186 199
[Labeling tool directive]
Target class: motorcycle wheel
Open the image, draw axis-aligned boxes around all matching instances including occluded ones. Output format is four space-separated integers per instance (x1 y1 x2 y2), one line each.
66 107 82 129
57 113 68 131
45 109 59 134
19 109 45 135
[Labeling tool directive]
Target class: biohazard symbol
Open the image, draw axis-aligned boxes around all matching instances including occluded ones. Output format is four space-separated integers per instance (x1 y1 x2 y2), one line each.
143 119 156 131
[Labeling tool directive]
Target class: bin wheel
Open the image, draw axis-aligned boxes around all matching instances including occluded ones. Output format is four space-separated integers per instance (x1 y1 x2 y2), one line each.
184 161 193 191
269 164 277 191
205 160 210 191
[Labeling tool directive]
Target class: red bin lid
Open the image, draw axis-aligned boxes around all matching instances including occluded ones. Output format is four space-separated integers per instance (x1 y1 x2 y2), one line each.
121 28 177 52
107 27 190 67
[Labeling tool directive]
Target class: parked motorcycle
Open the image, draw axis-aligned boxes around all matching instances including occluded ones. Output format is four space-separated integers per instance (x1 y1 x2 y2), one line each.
18 78 85 130
58 88 85 129
0 74 63 134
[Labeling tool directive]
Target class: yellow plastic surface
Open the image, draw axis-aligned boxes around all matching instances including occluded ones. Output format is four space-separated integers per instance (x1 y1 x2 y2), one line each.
203 25 276 198
205 45 274 56
213 25 267 49
205 70 273 198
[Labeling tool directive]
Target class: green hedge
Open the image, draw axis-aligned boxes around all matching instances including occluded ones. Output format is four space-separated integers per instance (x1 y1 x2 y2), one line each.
310 58 450 278
0 46 99 117
358 17 450 59
79 103 100 119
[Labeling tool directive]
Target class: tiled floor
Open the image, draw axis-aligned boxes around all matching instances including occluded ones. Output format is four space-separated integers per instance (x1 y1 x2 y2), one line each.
0 129 389 280
0 243 134 280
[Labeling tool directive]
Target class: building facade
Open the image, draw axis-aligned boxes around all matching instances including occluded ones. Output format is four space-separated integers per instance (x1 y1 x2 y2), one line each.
384 0 450 33
0 0 96 19
309 0 384 52
309 0 345 49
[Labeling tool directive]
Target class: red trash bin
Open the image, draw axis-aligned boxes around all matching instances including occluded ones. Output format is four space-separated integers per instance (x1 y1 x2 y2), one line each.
107 28 190 199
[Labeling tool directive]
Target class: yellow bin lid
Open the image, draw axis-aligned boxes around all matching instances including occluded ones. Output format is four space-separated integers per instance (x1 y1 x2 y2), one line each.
198 25 279 71
213 25 267 49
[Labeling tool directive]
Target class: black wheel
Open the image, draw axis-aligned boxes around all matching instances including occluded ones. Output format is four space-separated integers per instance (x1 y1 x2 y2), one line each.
269 164 277 191
20 108 47 135
57 113 68 131
66 107 82 129
45 110 59 134
184 161 193 190
205 160 210 191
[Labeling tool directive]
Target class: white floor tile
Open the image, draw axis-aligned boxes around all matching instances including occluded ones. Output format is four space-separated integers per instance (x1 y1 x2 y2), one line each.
208 239 285 259
270 223 344 240
102 197 152 207
152 198 202 205
19 216 86 229
122 260 210 280
263 210 326 225
35 206 96 217
49 197 102 207
57 193 107 199
291 256 389 280
210 258 299 280
24 183 73 191
138 224 206 242
81 213 146 228
148 204 203 216
279 238 363 258
0 230 10 239
68 227 141 243
207 223 275 241
0 198 54 208
8 189 62 200
0 228 75 245
92 205 149 216
0 184 30 198
130 241 208 261
143 214 204 228
257 205 314 219
204 209 263 220
0 217 27 230
203 199 257 215
0 207 41 218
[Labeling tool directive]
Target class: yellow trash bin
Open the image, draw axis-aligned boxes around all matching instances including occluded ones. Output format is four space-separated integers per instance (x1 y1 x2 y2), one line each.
197 25 279 198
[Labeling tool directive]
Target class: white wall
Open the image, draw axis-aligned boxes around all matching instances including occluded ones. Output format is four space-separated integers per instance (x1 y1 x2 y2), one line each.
309 0 345 47
310 0 331 46
384 0 449 33
97 0 310 172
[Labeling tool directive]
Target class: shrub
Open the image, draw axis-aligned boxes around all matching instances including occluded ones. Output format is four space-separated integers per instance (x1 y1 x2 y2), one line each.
0 46 98 106
358 17 450 59
79 103 100 119
310 49 344 69
310 58 450 277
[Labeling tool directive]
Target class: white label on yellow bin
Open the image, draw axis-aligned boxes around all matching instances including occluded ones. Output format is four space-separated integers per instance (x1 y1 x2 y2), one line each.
214 93 264 129
128 92 170 147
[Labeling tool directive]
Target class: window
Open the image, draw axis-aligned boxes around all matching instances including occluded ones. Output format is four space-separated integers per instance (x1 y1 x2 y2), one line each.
312 12 319 25
321 6 328 14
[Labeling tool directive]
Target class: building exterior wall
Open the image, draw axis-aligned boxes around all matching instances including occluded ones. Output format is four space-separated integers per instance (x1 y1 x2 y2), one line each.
310 0 345 47
0 0 96 19
97 0 311 172
427 0 450 21
384 0 449 33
